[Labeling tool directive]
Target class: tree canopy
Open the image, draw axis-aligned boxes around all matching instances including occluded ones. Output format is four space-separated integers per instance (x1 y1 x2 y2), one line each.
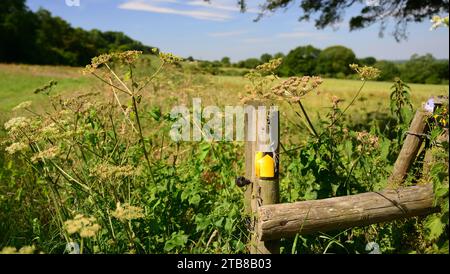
217 0 449 41
0 0 155 66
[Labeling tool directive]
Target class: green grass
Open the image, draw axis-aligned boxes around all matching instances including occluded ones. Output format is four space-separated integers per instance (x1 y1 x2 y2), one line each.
1 63 448 124
0 64 97 121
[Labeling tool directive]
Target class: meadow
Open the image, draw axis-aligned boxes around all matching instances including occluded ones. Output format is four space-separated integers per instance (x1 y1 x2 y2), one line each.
0 53 448 254
1 62 447 122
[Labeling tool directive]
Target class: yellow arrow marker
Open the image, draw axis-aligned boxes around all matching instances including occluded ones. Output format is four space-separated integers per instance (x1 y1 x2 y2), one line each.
259 154 275 178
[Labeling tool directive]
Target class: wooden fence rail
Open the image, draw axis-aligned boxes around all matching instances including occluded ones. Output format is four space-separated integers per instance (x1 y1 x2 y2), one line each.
257 184 438 241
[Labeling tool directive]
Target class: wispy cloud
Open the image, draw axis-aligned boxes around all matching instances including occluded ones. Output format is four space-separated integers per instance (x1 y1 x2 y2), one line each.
187 0 259 13
208 30 248 37
118 1 232 21
242 37 273 44
277 31 330 40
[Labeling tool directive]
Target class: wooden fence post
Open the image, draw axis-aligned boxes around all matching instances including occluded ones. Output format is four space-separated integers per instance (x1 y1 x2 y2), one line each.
388 109 428 187
388 96 448 187
244 102 280 254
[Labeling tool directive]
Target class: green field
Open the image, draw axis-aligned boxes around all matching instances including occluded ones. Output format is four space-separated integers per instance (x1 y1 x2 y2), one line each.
1 63 448 121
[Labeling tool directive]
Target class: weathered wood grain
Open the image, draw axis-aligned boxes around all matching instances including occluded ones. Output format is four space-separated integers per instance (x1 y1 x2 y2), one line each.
258 184 438 241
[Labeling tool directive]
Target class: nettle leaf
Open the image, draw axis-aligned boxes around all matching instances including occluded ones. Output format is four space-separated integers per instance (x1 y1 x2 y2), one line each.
164 231 188 252
181 188 191 201
425 215 445 241
435 186 449 200
195 214 210 232
224 217 234 232
214 217 224 227
188 194 201 206
198 143 211 162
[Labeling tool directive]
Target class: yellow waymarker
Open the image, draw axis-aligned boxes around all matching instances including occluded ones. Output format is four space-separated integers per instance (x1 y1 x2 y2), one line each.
255 152 275 179
259 155 275 178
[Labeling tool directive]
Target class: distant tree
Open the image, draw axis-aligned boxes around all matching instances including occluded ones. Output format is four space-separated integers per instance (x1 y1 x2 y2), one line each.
359 57 377 66
237 58 262 69
400 54 449 84
434 60 449 83
373 60 400 81
186 56 195 62
273 52 285 59
260 53 272 63
316 46 356 76
223 0 449 41
0 0 38 63
279 45 321 76
221 56 231 67
0 1 155 66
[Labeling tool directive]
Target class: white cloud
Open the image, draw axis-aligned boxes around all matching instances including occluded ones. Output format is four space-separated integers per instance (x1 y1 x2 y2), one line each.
208 30 248 37
118 1 232 21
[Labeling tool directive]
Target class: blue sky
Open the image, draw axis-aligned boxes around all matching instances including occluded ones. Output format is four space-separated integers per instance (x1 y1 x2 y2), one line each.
27 0 449 62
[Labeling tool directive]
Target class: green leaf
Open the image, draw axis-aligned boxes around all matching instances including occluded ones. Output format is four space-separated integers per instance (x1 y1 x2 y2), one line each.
164 231 188 252
425 215 445 241
195 214 210 231
224 217 233 232
435 186 449 199
188 194 201 206
149 107 162 121
214 217 224 227
198 143 211 162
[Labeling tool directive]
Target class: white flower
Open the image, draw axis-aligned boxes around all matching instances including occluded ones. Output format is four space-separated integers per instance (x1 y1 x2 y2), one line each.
5 142 28 154
12 101 32 111
4 117 30 131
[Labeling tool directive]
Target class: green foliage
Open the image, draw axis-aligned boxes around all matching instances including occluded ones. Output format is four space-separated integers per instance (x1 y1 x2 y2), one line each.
260 53 273 63
400 54 449 85
389 78 413 124
358 57 377 66
236 58 262 69
374 61 401 82
422 104 449 254
316 46 356 76
0 1 156 66
220 57 231 67
236 0 448 41
279 45 321 77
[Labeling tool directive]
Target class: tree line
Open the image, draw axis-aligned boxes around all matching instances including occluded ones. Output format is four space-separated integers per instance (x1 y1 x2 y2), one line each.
0 0 155 66
213 45 449 84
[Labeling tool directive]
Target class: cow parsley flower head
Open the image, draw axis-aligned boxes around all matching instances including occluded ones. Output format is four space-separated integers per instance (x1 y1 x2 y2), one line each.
5 142 28 154
4 117 30 132
111 202 144 222
13 101 32 111
64 214 101 238
349 64 380 80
